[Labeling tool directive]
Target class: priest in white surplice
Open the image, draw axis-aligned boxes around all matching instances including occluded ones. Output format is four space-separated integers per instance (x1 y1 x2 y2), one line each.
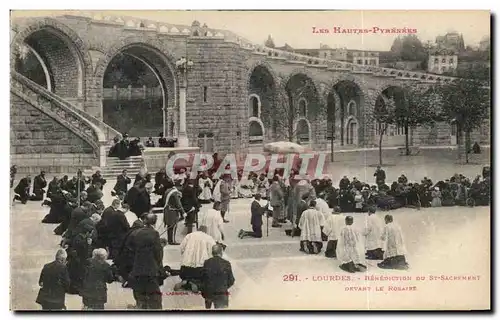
322 206 344 258
198 205 225 243
174 226 217 292
337 216 367 273
378 214 409 270
298 200 325 254
315 194 331 241
363 207 385 260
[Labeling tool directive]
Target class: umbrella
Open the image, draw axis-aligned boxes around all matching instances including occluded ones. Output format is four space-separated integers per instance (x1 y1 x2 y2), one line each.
263 141 306 154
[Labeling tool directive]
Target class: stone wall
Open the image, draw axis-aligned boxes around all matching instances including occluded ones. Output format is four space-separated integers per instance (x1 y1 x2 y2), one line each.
185 38 248 154
10 94 97 173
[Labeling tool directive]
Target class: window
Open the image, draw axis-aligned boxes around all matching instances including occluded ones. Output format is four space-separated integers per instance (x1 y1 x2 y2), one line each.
198 132 215 152
249 120 264 144
248 95 260 118
434 58 439 64
442 66 447 72
203 86 208 102
442 58 446 63
449 58 454 63
298 99 307 117
357 59 363 64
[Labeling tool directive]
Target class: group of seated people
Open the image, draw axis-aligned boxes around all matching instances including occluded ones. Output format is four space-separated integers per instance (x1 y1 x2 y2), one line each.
144 133 177 148
108 133 144 160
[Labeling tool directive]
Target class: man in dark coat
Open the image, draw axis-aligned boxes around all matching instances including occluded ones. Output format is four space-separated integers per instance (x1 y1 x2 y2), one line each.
46 177 59 199
86 182 103 203
91 170 107 189
107 205 131 260
154 168 168 195
238 193 266 239
80 248 115 310
113 170 131 199
96 199 121 249
158 184 185 245
129 214 163 310
66 214 100 294
127 182 152 219
339 176 350 190
36 249 70 310
374 166 386 187
181 179 200 234
114 219 144 284
61 201 93 243
13 175 31 204
30 171 47 201
201 244 235 309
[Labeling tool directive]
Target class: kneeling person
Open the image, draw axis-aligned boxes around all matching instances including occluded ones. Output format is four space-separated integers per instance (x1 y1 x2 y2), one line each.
378 214 409 270
298 200 325 254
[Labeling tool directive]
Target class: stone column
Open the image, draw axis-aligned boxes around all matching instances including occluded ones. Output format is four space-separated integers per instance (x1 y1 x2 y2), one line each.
177 78 189 147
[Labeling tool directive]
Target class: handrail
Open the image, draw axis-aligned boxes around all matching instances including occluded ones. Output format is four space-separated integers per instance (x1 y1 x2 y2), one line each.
12 71 121 141
11 79 100 153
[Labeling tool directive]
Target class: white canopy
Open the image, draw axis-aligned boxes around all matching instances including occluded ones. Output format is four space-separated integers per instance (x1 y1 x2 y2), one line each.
263 141 306 154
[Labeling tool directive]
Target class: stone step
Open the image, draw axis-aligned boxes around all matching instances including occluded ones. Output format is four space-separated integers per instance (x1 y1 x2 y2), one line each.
105 162 144 168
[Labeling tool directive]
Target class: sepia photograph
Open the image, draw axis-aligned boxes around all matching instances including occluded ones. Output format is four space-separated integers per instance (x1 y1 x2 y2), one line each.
9 9 491 311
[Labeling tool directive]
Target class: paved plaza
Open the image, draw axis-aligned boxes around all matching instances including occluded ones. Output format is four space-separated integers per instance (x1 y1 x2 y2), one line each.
10 149 491 310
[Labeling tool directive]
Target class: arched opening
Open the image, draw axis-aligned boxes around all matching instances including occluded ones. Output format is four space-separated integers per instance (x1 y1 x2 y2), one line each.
14 26 85 98
102 44 176 138
326 92 337 141
248 94 260 118
285 73 319 142
332 80 364 146
450 119 457 145
298 98 307 117
346 117 358 145
249 119 264 142
376 86 409 147
248 65 275 138
296 118 311 145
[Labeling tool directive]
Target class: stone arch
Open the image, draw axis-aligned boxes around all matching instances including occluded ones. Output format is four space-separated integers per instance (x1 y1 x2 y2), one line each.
245 60 279 91
92 36 178 134
346 99 357 117
326 89 341 141
294 117 312 145
248 93 261 118
329 77 367 146
11 17 93 98
281 68 322 98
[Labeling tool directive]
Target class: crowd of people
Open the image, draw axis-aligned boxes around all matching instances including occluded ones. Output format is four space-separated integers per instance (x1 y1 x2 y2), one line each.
108 133 178 160
10 156 491 310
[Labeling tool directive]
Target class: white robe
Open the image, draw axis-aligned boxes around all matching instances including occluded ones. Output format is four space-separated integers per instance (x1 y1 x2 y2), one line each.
198 177 213 201
315 198 331 222
180 231 217 268
382 222 407 259
298 208 324 242
198 208 224 242
337 225 366 265
363 214 384 250
238 178 254 198
124 210 139 228
213 180 222 202
322 214 344 241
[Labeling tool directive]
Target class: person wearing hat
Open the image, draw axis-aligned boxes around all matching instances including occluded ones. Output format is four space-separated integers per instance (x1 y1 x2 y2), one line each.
431 187 442 207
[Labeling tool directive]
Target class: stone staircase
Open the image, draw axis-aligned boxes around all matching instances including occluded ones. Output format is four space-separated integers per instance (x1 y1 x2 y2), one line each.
83 144 146 180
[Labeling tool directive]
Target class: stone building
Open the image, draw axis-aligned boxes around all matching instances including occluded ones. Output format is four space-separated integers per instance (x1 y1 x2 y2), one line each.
428 49 458 74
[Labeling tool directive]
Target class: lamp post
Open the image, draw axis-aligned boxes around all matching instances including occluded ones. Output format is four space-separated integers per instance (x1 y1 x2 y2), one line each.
175 57 193 148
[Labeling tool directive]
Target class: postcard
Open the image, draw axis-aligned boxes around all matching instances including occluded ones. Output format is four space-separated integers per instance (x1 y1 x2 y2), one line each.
10 10 491 311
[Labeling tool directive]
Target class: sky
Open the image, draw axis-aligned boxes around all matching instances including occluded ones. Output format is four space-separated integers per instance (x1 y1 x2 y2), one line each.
11 10 491 51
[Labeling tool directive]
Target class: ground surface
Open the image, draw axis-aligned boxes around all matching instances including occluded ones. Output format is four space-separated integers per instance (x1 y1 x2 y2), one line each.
10 149 491 310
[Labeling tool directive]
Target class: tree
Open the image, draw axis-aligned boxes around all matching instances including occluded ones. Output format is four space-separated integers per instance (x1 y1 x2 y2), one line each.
269 82 321 143
437 77 490 163
371 97 396 166
265 35 275 48
391 35 427 62
392 85 440 155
